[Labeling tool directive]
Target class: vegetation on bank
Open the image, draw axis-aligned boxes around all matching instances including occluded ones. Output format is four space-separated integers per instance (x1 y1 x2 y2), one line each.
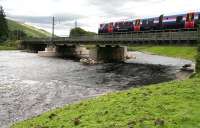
0 40 20 50
196 45 200 73
11 76 200 128
128 46 197 61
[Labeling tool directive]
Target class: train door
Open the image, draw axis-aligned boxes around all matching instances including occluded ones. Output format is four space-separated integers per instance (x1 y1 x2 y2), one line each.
98 24 103 34
199 13 200 20
141 19 147 31
198 13 200 23
134 19 141 31
108 23 113 33
176 16 183 29
159 15 164 29
185 13 195 29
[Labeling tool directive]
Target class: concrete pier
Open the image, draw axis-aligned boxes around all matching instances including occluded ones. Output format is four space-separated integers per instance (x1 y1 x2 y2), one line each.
56 45 89 58
38 46 58 57
90 45 127 62
38 45 88 58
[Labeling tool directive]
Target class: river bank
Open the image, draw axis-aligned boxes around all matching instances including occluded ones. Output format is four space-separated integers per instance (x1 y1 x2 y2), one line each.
12 75 200 128
0 50 193 128
0 41 19 51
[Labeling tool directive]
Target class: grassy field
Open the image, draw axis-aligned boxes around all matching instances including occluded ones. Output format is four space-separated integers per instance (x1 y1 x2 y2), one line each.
128 46 197 61
11 75 200 128
7 19 51 38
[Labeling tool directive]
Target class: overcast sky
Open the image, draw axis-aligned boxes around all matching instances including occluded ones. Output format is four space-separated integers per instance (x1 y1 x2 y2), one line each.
1 0 200 36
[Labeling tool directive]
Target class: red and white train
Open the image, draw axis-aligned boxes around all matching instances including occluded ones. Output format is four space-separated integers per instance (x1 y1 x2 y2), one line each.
98 12 200 34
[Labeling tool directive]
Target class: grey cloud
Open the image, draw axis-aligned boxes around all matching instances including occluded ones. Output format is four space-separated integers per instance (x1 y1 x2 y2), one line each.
7 13 85 25
88 0 158 17
8 15 53 24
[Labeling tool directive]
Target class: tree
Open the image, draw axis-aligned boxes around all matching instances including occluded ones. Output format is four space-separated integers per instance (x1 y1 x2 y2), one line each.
196 21 200 73
9 30 27 40
196 44 200 73
0 5 8 42
69 27 96 37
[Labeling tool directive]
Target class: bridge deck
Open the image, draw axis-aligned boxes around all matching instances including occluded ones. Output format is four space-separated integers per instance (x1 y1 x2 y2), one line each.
22 29 200 45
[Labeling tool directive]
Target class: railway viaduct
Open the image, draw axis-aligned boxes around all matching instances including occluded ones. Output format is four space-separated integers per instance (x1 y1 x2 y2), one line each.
21 29 200 62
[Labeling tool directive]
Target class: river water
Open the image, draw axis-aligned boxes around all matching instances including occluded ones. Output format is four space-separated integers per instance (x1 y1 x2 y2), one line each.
0 51 192 128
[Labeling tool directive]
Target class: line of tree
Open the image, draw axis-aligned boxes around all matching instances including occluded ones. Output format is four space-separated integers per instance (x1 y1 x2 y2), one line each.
69 27 96 37
0 5 8 42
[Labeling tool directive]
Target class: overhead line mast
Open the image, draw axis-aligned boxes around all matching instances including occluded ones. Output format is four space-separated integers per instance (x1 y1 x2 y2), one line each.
51 16 55 43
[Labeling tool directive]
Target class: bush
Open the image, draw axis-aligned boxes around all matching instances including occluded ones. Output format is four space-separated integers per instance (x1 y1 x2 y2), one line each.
9 30 27 40
196 44 200 73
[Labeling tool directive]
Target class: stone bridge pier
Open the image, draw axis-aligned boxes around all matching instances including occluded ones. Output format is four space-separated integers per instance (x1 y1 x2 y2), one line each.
38 45 89 58
90 45 127 62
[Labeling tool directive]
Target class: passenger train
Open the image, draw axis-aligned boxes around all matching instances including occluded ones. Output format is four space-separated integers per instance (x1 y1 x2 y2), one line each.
98 12 200 34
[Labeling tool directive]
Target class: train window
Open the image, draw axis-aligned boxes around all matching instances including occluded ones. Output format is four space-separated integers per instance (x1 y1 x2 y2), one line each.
142 20 147 25
148 19 154 25
176 16 183 23
186 13 194 22
126 22 132 27
135 19 140 26
105 24 108 28
199 14 200 20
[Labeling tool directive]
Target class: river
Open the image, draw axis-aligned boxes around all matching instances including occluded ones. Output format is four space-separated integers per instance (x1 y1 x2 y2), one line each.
0 51 193 128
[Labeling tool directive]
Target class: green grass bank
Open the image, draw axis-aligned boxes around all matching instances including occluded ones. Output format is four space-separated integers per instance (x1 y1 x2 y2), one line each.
0 40 20 50
128 46 197 61
11 76 200 128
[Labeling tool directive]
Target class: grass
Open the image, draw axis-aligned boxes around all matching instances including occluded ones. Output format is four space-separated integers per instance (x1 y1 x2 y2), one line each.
7 19 51 38
0 40 20 50
0 45 17 50
84 45 197 60
128 46 197 61
11 75 200 128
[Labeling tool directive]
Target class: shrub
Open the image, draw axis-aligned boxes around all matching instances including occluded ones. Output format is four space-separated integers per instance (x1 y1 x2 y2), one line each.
196 44 200 73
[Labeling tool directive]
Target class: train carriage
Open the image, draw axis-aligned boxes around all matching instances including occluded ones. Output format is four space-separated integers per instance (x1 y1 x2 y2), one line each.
113 21 133 32
98 12 200 34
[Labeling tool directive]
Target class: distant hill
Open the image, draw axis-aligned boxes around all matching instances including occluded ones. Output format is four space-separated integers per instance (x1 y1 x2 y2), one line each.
7 19 51 38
